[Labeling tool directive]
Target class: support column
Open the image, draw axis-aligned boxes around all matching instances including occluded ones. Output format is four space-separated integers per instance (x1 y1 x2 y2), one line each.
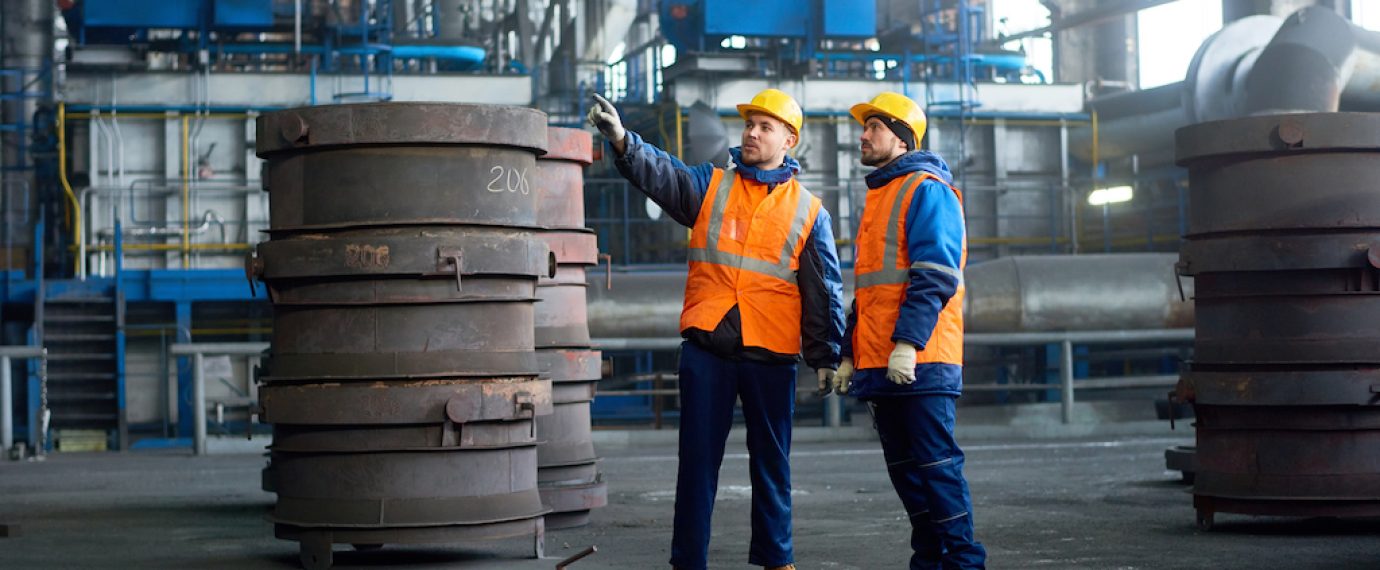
175 301 193 437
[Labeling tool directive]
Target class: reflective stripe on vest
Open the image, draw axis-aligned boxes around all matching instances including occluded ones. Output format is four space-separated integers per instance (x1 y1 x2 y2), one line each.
686 166 814 284
856 173 929 288
851 170 967 370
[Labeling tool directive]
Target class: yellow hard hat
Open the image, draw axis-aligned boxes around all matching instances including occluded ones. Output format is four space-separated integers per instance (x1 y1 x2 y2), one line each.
850 91 927 144
736 88 804 137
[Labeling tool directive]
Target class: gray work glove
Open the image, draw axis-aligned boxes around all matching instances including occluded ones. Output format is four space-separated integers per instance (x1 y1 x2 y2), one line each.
816 367 836 396
587 93 627 143
886 342 918 385
833 357 854 395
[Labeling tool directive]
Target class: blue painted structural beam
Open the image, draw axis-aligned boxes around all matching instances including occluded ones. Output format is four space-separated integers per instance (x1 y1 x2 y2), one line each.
6 269 264 442
3 269 264 304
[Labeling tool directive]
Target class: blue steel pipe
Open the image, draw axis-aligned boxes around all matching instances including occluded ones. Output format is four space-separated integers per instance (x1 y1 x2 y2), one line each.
202 42 486 63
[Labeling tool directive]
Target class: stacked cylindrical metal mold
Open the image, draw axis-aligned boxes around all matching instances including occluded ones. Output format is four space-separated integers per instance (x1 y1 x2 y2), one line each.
532 127 607 529
1175 112 1380 529
251 103 555 569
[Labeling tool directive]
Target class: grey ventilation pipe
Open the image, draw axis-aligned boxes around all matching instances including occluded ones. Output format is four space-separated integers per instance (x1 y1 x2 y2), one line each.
584 254 1190 337
1071 6 1380 162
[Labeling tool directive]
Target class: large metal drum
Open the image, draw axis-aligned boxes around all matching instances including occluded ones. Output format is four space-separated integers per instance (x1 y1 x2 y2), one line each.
253 103 554 569
1175 112 1380 528
533 127 607 529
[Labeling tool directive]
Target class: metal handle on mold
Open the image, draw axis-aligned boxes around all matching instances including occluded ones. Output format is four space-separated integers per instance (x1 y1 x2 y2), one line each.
438 247 463 291
243 250 263 297
515 392 536 437
598 253 612 289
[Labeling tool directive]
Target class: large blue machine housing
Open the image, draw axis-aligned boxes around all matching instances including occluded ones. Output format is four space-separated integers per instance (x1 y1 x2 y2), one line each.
660 0 877 53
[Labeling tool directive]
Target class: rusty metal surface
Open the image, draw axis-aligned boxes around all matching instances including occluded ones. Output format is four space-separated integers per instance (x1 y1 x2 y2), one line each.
259 227 553 282
543 127 594 165
1192 295 1380 364
535 127 593 230
261 378 552 424
268 448 546 526
265 147 542 230
267 303 536 379
1177 112 1380 522
270 420 536 453
536 349 602 383
539 461 600 487
539 481 608 530
1189 269 1378 297
1181 368 1380 407
540 481 608 513
274 517 543 545
266 277 534 306
1193 430 1380 499
535 234 598 349
535 285 592 348
1176 113 1380 166
257 103 549 156
551 380 597 405
1179 233 1378 274
536 402 597 468
256 103 561 556
1180 153 1380 236
1193 404 1380 430
540 231 599 269
544 511 593 531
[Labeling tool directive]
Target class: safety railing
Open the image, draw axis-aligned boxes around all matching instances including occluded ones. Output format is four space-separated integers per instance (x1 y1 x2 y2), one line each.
1 346 48 458
169 342 268 455
593 328 1193 426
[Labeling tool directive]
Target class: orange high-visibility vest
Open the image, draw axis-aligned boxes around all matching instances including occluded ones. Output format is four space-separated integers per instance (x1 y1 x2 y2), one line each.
681 166 823 355
852 172 967 370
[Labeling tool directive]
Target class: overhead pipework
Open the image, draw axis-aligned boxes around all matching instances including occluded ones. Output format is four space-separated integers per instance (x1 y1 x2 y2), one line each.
1073 6 1380 162
584 254 1194 341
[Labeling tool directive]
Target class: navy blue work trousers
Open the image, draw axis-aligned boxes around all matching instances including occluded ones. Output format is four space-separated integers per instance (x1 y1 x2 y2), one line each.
669 341 797 570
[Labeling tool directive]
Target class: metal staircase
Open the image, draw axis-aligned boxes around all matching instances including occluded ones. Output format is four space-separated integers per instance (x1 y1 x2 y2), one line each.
39 288 126 450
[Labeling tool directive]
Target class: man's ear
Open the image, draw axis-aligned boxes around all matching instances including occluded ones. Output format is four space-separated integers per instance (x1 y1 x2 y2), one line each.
786 132 799 150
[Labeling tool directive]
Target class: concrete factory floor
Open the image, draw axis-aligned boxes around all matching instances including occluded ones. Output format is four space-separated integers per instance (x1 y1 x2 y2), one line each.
3 406 1379 569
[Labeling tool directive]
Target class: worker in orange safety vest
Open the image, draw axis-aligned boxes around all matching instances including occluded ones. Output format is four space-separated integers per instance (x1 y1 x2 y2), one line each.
589 88 845 570
826 91 987 569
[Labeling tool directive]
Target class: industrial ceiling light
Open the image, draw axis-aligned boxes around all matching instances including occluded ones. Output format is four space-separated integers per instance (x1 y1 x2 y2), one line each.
1088 185 1133 206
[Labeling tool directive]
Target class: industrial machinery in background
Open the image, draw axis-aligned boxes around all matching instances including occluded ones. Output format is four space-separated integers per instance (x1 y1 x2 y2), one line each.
1076 6 1380 166
61 0 509 78
5 0 1372 460
0 0 611 454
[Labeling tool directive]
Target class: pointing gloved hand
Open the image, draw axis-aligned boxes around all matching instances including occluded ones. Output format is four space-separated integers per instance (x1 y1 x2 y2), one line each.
587 94 626 143
833 357 854 395
886 342 918 385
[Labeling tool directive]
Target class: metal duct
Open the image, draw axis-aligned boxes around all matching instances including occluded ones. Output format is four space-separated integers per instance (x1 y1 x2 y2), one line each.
253 103 553 567
585 254 1192 338
963 253 1193 333
1175 112 1380 527
1072 7 1380 161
